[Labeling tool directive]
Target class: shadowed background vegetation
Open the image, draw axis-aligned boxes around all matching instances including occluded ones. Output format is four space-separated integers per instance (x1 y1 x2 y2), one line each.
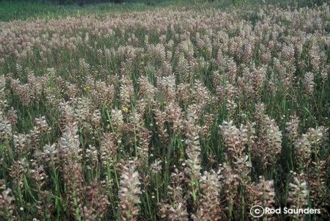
0 0 327 21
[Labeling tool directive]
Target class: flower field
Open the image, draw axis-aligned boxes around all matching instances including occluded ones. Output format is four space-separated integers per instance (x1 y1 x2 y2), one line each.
0 2 329 220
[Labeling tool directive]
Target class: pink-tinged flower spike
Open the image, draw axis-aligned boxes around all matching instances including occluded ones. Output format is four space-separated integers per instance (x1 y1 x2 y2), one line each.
287 171 309 220
118 160 141 221
303 72 315 96
285 114 300 143
195 170 222 221
159 167 189 221
0 186 17 221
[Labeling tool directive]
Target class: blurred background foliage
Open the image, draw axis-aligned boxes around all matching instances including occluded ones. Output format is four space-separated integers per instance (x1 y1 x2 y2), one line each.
0 0 327 21
0 0 328 22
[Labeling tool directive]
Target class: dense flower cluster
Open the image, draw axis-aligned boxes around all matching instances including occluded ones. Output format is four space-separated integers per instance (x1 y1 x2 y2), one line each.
0 2 329 220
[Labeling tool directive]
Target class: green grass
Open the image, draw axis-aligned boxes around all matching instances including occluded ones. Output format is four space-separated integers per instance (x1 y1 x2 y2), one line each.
0 1 69 21
1 0 326 22
0 0 169 21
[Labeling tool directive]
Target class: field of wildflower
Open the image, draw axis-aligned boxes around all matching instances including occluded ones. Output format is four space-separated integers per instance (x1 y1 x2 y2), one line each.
0 2 329 220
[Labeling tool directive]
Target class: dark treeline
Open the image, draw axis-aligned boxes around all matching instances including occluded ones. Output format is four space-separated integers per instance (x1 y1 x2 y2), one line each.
0 0 126 5
52 0 125 4
57 0 125 5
